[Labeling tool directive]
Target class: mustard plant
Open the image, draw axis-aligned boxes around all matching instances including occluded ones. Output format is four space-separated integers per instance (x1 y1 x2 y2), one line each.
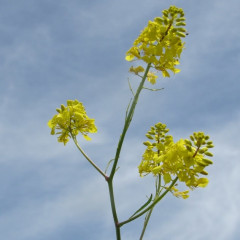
48 5 214 240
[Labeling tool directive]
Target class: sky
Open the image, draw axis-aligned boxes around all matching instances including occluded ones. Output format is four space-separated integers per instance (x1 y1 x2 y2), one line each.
0 0 240 239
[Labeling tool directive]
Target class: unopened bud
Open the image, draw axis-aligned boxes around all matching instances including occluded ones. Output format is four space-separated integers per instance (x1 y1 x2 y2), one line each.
200 170 208 175
205 152 213 157
146 134 154 140
61 104 65 111
202 158 213 165
143 141 152 146
176 22 186 26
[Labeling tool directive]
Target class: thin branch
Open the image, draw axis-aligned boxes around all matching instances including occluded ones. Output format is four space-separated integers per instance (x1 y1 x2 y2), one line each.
119 177 178 227
71 134 107 179
128 78 135 96
143 87 164 91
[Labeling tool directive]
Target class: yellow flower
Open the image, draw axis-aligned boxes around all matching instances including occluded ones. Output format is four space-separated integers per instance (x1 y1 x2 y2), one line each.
139 122 214 198
147 72 158 84
126 6 186 80
129 66 145 75
48 99 97 145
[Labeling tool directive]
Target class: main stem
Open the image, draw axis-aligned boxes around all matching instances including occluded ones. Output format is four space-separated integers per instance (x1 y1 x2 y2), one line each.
107 64 151 240
109 63 151 180
108 179 121 239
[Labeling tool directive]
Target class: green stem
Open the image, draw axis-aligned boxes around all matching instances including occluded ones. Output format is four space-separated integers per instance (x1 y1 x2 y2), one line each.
119 177 178 227
109 63 151 180
71 135 107 179
139 207 154 240
139 175 162 239
108 180 121 240
106 64 151 240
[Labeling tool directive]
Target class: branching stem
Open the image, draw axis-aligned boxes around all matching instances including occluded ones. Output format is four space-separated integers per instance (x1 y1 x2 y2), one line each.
71 134 107 179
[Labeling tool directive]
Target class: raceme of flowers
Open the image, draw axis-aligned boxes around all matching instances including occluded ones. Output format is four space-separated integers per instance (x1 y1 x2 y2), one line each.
48 99 97 145
138 123 214 199
126 5 187 84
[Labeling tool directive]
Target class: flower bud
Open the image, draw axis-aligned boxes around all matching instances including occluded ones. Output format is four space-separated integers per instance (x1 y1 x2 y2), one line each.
190 135 194 141
185 139 192 146
154 17 164 24
61 104 65 111
176 17 186 22
205 152 213 157
200 170 208 175
143 141 152 146
176 31 186 37
196 160 208 167
67 100 73 106
176 22 186 26
162 10 168 18
202 158 213 165
207 144 214 148
146 134 154 140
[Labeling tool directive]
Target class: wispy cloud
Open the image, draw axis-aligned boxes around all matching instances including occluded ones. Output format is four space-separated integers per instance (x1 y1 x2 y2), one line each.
0 0 240 239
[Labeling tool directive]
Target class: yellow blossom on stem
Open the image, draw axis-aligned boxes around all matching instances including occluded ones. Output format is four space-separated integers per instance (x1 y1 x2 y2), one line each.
126 5 186 80
48 99 97 145
139 122 214 198
129 66 145 75
147 72 158 84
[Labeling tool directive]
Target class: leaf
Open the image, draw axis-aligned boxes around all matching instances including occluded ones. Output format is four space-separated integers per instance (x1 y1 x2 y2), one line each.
129 194 153 219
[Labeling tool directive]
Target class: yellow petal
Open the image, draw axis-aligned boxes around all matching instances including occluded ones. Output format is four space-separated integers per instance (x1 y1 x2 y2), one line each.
47 119 53 128
83 135 91 141
197 178 209 188
125 55 135 61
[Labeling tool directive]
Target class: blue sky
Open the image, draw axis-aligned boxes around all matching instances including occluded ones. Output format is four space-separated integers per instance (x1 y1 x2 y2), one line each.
0 0 240 239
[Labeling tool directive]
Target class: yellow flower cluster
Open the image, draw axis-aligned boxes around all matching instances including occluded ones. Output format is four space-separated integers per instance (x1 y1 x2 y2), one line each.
139 123 214 198
126 5 186 80
48 99 97 145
